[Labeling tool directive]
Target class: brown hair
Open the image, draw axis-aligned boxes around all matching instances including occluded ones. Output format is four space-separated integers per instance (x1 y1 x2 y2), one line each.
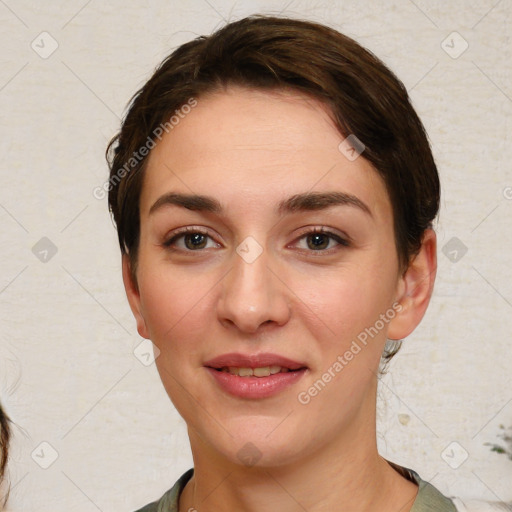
0 402 10 507
107 15 439 273
106 15 440 362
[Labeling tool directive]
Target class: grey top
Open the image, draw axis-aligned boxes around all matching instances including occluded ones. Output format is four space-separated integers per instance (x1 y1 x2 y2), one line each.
133 464 456 512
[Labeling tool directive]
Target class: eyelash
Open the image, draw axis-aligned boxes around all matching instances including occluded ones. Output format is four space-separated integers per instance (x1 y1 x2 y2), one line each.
163 226 218 250
293 227 350 253
163 226 350 254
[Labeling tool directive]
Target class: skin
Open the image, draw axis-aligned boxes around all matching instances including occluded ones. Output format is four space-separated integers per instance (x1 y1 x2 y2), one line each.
123 86 437 512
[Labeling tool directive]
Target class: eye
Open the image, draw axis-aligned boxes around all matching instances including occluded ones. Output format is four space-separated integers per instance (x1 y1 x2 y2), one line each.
293 228 349 252
163 227 220 251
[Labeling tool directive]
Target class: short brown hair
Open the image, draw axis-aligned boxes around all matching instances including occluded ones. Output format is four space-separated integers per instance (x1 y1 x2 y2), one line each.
107 14 439 277
0 402 10 506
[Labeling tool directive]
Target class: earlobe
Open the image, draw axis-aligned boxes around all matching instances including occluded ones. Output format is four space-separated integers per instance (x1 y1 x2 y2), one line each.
387 229 437 340
122 254 150 339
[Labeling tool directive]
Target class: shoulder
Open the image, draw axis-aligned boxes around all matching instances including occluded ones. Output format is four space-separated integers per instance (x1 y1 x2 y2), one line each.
412 476 457 512
390 463 456 512
132 468 194 512
452 498 512 512
397 464 512 512
133 501 159 512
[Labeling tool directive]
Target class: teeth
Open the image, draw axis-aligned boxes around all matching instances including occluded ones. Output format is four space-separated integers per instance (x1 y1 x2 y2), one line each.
253 367 270 377
221 366 291 377
238 367 254 377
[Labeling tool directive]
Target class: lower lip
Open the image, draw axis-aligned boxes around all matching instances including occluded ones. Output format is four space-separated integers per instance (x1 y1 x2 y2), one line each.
205 367 307 399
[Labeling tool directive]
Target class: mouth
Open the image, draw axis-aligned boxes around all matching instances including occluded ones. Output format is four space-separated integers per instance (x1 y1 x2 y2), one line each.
204 352 308 399
204 352 308 373
212 366 304 377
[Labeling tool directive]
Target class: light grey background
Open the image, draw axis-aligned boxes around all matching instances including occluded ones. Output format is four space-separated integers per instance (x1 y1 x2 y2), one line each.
0 1 511 510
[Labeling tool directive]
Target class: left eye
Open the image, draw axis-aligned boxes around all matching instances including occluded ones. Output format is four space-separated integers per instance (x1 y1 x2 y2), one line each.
164 230 219 250
295 230 348 251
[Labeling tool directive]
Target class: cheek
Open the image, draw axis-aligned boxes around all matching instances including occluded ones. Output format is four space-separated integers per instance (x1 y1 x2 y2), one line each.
138 270 219 414
290 264 396 344
137 267 218 350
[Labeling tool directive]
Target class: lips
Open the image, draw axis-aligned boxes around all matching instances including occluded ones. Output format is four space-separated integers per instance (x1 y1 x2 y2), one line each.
204 352 308 399
204 352 307 371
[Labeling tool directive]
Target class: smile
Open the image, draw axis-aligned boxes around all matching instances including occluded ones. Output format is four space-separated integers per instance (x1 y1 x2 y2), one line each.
204 352 309 399
217 366 293 377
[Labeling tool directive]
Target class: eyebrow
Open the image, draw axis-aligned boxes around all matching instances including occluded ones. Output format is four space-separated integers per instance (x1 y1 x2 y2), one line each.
149 191 372 217
278 191 371 216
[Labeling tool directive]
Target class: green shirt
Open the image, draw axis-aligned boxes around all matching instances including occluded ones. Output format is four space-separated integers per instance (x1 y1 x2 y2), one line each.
134 465 456 512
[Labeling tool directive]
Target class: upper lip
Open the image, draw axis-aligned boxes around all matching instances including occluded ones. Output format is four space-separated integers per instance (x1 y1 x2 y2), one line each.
204 352 307 370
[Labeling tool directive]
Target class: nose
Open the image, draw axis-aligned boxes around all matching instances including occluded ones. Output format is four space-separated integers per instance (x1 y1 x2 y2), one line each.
216 247 291 334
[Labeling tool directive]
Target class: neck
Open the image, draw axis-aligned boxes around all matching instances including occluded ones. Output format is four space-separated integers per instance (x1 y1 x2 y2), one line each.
179 401 418 512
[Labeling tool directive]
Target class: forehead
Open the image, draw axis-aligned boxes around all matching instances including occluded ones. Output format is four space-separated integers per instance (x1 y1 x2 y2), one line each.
141 86 390 220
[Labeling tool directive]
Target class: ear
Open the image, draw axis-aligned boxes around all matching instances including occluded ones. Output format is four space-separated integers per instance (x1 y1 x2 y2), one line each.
387 229 437 340
122 254 150 339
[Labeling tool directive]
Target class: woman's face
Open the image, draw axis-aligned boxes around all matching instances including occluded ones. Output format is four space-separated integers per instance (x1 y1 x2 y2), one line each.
126 86 407 467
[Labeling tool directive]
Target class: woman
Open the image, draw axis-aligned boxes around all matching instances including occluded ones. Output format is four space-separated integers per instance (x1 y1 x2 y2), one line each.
107 15 455 511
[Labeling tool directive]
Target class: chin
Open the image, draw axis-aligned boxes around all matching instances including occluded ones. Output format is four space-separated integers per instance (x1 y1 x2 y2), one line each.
211 428 311 470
